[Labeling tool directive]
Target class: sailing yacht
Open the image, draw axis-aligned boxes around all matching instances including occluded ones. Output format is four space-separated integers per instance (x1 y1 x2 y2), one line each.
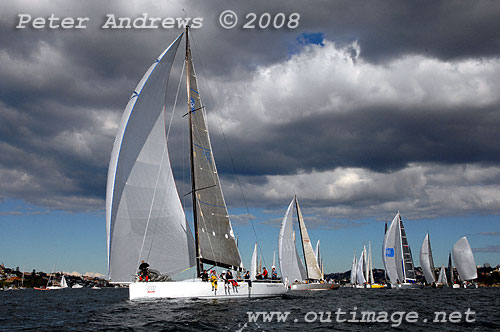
35 274 68 290
448 253 459 288
350 250 357 287
382 212 418 288
355 247 367 288
436 265 448 287
278 196 334 290
452 237 478 288
106 28 286 299
419 232 436 286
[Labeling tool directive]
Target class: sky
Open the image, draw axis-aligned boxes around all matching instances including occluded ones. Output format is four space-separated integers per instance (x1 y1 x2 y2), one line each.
1 0 500 277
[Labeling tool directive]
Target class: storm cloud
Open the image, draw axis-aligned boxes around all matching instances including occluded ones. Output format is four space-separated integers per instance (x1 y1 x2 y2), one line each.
1 0 500 221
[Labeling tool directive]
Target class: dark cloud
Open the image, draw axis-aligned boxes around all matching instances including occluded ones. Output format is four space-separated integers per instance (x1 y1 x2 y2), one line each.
208 105 500 176
1 0 500 218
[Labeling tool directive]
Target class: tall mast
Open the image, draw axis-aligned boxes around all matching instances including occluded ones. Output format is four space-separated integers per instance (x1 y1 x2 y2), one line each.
185 26 202 277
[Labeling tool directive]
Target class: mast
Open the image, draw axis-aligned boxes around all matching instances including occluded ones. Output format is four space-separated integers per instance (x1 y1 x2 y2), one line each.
369 241 374 284
448 253 454 285
185 26 202 277
363 245 368 284
383 221 388 282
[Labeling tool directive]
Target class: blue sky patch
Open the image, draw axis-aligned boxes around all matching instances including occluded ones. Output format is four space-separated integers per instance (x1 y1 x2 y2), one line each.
288 32 325 57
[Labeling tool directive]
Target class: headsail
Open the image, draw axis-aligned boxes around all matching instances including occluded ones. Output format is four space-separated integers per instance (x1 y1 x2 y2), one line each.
420 233 436 284
278 198 306 282
185 30 242 272
106 33 195 282
452 236 477 281
383 213 401 284
295 196 322 280
382 212 416 284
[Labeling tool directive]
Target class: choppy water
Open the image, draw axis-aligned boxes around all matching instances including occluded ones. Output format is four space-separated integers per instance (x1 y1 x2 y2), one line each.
1 287 499 331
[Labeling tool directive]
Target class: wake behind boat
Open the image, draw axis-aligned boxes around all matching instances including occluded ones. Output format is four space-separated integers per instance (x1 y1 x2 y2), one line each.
106 28 286 300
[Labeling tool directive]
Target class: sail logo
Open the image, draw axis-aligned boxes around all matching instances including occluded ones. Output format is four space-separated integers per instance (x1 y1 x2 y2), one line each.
190 97 196 111
385 248 395 257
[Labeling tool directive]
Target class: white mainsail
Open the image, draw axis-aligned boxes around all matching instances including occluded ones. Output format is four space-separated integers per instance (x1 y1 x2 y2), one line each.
315 240 320 269
250 242 258 280
106 33 195 282
350 251 357 285
363 245 368 283
420 232 436 284
356 251 366 285
437 265 448 286
368 241 375 284
452 237 477 281
295 197 322 280
278 198 306 282
61 275 68 288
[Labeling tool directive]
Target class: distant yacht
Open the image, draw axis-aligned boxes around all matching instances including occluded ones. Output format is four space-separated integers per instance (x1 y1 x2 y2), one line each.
382 212 418 288
452 236 478 288
279 196 334 290
420 232 436 285
35 274 68 290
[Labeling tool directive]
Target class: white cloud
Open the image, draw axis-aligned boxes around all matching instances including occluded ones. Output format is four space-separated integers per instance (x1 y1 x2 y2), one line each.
210 41 500 136
223 163 500 220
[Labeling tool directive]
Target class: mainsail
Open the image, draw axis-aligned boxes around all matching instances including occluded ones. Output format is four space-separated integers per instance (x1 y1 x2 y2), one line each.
420 232 436 284
368 241 375 284
437 265 448 286
106 33 195 282
61 275 68 288
250 242 258 280
185 32 242 273
278 198 306 282
399 216 416 281
452 237 478 281
350 251 357 285
295 197 323 280
448 253 454 285
315 240 321 271
356 251 366 285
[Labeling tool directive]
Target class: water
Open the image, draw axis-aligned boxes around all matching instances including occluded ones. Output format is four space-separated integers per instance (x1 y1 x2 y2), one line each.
1 287 499 331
